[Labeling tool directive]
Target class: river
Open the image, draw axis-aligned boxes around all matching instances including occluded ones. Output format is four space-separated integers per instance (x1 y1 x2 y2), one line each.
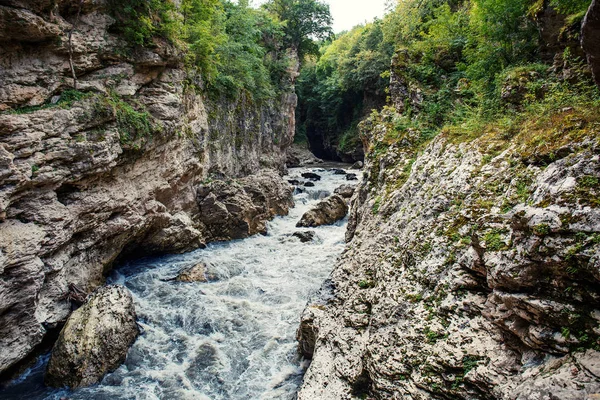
0 167 351 400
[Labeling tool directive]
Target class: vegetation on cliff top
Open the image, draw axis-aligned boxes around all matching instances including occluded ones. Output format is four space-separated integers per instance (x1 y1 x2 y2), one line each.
295 0 599 160
108 0 332 101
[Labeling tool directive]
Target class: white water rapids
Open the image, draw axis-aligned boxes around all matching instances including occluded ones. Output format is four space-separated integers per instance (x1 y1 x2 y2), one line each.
1 167 352 400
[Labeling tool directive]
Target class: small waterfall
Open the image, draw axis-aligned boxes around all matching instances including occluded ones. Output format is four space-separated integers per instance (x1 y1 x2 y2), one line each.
0 168 352 400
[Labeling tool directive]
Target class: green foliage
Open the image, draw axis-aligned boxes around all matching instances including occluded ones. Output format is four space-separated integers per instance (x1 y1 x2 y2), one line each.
264 0 333 59
296 21 393 156
103 93 154 146
107 0 331 101
108 0 180 46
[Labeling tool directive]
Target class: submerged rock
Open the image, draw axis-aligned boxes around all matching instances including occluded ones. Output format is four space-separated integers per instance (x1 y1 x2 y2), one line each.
331 169 347 175
293 231 316 243
302 172 322 181
334 184 355 199
296 195 348 228
45 285 139 389
304 181 315 187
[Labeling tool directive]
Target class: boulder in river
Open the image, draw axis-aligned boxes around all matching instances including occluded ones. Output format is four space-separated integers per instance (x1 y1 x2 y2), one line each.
304 181 315 187
177 262 209 282
293 231 317 243
346 173 358 181
351 161 364 169
302 172 322 181
296 195 348 228
331 169 347 175
196 170 294 242
334 184 355 199
45 285 139 389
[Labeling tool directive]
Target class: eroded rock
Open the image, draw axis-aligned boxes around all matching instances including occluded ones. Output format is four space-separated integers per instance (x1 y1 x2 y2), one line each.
334 184 355 199
45 285 139 388
296 194 348 228
293 231 316 243
196 170 294 242
177 262 209 283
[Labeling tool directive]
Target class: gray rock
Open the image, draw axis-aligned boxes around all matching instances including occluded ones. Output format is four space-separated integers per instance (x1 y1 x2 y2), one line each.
298 123 600 399
45 285 139 388
302 172 322 181
0 2 298 373
334 184 355 199
196 170 294 242
296 195 348 228
345 173 358 181
293 231 316 243
177 262 209 283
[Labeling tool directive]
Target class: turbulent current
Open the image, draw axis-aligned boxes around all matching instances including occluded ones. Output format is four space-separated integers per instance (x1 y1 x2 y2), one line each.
1 168 351 400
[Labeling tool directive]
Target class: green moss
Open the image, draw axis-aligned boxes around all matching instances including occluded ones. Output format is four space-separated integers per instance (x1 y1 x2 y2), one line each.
4 89 92 115
102 92 154 146
358 280 376 289
484 229 509 251
533 223 550 236
372 196 382 214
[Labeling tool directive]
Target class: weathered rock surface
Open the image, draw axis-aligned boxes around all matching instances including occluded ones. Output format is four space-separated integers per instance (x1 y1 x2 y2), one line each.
298 118 600 398
287 143 323 167
583 0 600 87
177 262 210 283
0 1 296 375
293 231 316 243
296 195 348 228
334 184 356 199
45 285 138 388
196 170 294 242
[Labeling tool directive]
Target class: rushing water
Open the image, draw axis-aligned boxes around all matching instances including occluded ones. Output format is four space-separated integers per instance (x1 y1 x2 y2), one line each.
0 167 352 400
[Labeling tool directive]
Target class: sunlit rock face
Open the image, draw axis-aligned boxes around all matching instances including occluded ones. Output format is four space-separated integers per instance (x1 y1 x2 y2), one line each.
0 1 297 375
298 113 600 399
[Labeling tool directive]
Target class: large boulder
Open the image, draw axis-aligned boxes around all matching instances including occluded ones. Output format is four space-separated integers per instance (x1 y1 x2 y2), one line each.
45 285 139 388
334 184 356 199
196 170 294 242
296 195 348 228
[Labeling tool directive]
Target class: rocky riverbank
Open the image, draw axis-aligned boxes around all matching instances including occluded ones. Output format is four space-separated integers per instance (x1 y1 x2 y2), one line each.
0 0 296 377
297 111 600 399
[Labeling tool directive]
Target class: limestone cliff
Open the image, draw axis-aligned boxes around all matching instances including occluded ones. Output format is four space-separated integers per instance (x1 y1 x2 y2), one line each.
0 0 296 375
298 106 600 398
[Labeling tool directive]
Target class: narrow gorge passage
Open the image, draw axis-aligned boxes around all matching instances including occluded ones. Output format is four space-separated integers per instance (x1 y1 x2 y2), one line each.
0 168 352 400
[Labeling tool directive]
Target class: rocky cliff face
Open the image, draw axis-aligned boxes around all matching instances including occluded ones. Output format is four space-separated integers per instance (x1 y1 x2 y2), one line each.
0 0 296 376
298 106 600 398
583 0 600 86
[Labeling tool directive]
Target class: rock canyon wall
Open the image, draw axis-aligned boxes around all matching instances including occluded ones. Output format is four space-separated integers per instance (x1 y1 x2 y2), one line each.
0 0 296 375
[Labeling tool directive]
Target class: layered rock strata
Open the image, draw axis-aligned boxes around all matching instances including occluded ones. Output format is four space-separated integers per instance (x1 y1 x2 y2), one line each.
0 1 296 375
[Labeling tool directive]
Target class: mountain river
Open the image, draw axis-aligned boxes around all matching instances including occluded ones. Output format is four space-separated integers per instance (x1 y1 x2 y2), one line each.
0 167 351 400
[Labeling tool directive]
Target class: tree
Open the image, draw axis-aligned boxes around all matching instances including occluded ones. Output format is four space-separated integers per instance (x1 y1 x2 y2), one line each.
265 0 333 59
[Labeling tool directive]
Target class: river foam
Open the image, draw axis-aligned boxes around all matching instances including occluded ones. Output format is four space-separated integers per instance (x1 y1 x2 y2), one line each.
0 167 352 400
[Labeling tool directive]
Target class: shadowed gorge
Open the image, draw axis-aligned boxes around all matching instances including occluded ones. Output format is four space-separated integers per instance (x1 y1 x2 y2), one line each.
1 0 600 399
